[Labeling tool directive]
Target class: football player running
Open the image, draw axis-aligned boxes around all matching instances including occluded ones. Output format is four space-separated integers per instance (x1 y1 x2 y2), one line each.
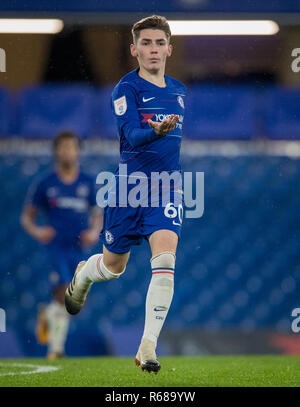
65 15 186 374
22 131 102 359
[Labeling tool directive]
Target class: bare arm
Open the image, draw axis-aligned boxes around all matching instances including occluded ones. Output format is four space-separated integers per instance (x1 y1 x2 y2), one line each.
89 209 103 237
21 205 56 244
80 209 103 247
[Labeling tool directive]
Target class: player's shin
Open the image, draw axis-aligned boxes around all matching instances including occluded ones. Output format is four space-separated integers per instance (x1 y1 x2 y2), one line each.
45 301 70 358
142 251 175 346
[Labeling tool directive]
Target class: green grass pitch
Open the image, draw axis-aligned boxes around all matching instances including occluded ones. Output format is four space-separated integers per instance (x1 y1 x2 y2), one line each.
0 355 299 387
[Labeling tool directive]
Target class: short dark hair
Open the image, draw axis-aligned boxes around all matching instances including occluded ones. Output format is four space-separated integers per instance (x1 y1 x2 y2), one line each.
53 131 81 153
131 15 171 45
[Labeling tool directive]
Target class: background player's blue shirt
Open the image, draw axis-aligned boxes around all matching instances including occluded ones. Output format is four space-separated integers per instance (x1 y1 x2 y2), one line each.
25 169 98 248
111 67 186 176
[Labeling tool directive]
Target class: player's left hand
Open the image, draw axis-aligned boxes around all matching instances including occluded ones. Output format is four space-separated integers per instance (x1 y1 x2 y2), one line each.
148 114 179 137
80 229 99 247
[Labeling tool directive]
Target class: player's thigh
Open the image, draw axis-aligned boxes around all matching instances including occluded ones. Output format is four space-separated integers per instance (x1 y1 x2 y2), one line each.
148 229 178 257
102 244 130 273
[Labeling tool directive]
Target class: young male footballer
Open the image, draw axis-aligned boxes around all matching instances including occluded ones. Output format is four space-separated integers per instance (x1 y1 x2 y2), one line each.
22 131 102 359
65 15 186 374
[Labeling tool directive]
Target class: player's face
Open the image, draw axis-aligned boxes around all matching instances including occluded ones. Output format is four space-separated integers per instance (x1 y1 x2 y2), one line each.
131 29 172 73
55 138 80 167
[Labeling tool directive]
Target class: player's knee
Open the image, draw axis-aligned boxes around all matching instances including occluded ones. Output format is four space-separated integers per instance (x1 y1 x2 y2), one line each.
150 251 175 288
102 249 129 275
150 251 176 271
112 264 126 275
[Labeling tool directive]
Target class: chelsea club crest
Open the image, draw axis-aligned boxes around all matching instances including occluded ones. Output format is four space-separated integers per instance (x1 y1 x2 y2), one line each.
105 230 114 244
177 95 184 109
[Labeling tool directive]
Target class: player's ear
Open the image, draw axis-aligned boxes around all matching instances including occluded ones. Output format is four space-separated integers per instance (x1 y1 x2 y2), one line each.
130 43 138 57
167 43 173 57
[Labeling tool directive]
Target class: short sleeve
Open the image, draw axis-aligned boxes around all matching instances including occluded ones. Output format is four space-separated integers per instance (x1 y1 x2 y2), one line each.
24 177 46 209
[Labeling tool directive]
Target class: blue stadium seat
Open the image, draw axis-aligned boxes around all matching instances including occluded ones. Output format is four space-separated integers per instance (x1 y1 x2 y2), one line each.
17 84 95 138
0 87 13 136
91 85 116 139
183 85 256 140
264 87 300 139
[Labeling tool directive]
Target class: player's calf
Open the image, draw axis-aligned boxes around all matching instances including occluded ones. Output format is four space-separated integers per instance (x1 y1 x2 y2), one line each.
46 300 70 356
135 251 175 374
65 254 126 315
143 251 175 344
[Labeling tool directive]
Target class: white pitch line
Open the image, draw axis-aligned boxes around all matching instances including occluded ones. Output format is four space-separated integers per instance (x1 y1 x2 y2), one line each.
0 363 59 377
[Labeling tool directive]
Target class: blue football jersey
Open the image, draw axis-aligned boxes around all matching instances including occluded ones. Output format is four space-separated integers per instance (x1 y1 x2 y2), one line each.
112 67 186 174
25 169 98 248
100 68 187 252
111 67 187 204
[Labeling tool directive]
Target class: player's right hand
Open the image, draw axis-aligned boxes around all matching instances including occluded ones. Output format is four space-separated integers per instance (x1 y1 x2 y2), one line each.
35 226 56 244
148 114 179 137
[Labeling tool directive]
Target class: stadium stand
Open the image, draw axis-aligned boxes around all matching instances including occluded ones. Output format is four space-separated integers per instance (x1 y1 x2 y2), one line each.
183 85 257 140
264 86 300 139
0 84 299 140
91 85 115 139
0 88 14 137
16 84 95 138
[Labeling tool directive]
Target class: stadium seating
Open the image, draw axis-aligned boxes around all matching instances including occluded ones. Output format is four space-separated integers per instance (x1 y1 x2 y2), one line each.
1 153 299 356
264 86 300 139
17 84 95 138
0 87 14 136
183 85 256 139
0 84 299 140
91 85 116 139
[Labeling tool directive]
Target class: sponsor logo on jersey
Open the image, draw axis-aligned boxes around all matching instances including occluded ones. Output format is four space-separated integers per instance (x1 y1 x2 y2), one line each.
105 230 114 244
154 113 184 122
56 197 88 211
46 187 58 197
140 113 184 124
76 184 89 197
113 95 127 116
141 113 155 122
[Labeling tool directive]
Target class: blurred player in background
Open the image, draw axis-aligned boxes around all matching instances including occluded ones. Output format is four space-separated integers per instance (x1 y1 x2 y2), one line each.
21 131 102 359
65 15 186 373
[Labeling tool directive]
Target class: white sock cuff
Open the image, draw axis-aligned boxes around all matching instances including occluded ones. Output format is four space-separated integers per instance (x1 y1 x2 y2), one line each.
150 251 176 263
150 251 176 275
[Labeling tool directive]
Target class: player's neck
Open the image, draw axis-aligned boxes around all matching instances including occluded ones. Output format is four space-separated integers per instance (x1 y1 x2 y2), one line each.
138 66 166 88
56 163 79 184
